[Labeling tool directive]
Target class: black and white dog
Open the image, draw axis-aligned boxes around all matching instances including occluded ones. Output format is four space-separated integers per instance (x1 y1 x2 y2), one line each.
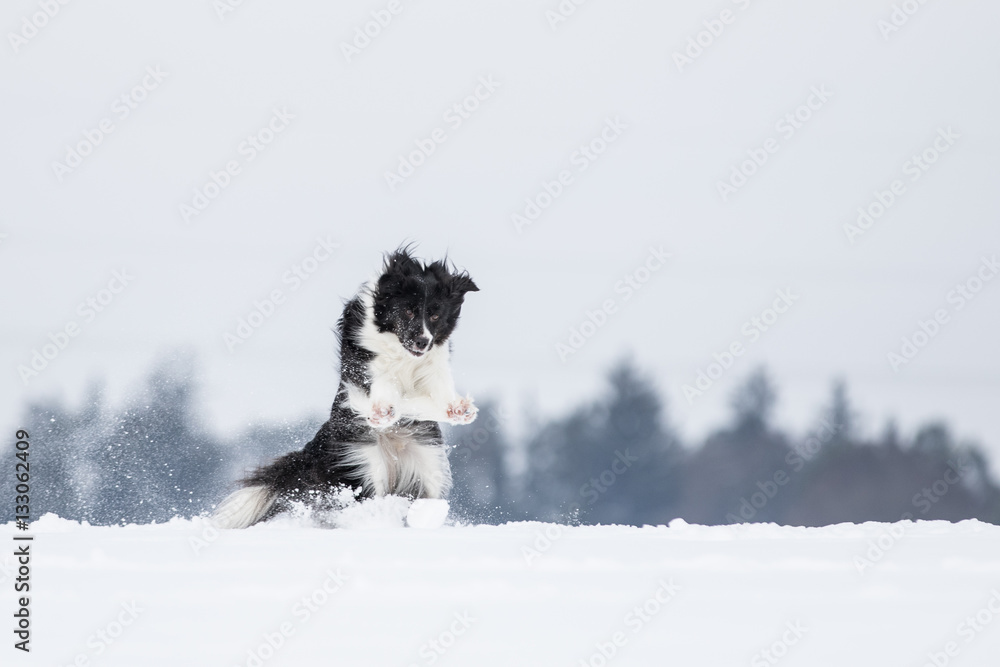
214 248 479 528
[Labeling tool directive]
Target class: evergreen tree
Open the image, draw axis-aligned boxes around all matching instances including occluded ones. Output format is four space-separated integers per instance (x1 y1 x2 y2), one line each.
679 368 792 525
519 359 680 525
823 379 857 447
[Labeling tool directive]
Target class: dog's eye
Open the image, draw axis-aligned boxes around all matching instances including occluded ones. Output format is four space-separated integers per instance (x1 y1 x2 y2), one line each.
430 314 439 322
405 309 414 319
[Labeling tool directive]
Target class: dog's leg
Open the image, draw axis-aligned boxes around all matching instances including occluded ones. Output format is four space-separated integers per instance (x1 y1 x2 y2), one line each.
396 394 478 425
397 351 478 424
345 381 402 429
426 352 478 425
368 377 403 429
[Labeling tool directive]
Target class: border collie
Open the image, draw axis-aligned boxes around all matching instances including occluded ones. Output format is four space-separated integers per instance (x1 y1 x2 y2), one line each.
214 247 479 528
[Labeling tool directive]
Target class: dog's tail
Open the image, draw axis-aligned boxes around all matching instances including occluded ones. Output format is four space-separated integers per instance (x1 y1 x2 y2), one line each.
212 449 318 528
212 485 278 529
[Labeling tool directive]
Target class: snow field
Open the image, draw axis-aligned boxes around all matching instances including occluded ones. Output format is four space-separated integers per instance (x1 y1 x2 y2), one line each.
3 512 1000 666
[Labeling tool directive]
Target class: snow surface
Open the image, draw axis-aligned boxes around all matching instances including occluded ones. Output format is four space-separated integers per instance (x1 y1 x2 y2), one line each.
4 512 1000 666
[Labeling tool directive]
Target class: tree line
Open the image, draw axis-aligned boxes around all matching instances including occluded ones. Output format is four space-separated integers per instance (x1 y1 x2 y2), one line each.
4 355 998 527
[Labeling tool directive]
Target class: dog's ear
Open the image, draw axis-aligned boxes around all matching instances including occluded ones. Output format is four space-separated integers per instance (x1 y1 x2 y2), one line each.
383 249 419 278
375 272 401 300
378 249 423 298
448 272 479 296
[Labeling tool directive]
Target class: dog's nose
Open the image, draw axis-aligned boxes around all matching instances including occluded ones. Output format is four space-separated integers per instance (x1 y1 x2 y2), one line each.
416 336 431 350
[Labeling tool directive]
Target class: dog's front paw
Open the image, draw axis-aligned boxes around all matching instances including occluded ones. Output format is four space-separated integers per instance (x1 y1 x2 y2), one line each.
445 397 478 425
368 402 398 429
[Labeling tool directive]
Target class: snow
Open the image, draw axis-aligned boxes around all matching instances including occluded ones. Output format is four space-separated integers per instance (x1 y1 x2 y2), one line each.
405 498 451 529
5 512 1000 666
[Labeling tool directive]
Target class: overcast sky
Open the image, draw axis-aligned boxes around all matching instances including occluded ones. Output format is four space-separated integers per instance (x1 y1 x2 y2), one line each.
2 1 999 472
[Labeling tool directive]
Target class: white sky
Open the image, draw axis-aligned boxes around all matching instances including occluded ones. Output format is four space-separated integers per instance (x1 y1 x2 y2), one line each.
2 1 999 471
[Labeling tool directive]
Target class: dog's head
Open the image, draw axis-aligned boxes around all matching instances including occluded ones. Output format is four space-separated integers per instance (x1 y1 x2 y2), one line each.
371 248 478 357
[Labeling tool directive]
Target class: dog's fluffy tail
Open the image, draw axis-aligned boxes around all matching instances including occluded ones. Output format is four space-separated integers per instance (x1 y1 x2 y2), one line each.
212 485 277 529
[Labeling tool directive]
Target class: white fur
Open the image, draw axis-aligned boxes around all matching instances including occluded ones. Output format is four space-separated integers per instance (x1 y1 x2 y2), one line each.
212 486 276 529
339 431 452 499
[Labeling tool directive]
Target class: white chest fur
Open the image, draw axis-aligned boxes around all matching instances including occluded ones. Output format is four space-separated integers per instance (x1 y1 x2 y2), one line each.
347 288 459 423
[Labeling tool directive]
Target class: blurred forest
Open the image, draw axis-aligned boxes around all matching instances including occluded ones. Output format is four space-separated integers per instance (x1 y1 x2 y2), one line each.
4 355 999 527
